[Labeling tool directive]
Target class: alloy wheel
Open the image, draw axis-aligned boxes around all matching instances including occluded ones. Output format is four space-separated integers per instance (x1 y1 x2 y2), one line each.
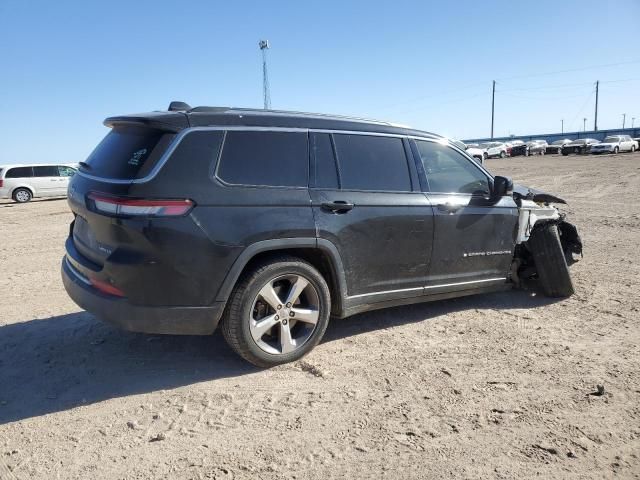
15 190 31 202
249 274 320 355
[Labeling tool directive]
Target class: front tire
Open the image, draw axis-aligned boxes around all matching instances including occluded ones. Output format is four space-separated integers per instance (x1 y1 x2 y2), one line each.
221 256 331 367
527 223 574 297
12 188 32 203
613 147 619 155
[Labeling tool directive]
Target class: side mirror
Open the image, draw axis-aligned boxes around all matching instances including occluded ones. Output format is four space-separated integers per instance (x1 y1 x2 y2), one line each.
491 175 513 201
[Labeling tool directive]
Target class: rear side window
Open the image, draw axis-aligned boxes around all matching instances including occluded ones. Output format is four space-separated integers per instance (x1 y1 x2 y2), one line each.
333 134 411 192
217 131 308 187
33 166 60 177
6 167 33 178
310 133 339 189
82 126 175 180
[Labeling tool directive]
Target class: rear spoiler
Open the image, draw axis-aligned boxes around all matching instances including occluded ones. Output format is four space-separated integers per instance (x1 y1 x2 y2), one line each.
104 112 190 133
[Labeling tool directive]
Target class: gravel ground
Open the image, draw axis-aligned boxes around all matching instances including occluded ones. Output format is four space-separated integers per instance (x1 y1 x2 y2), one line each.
0 153 639 479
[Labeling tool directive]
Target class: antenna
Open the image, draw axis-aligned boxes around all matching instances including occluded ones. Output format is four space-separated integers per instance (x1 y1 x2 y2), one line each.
259 40 271 110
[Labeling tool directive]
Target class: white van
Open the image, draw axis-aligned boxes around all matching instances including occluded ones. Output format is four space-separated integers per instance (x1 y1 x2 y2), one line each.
0 164 77 203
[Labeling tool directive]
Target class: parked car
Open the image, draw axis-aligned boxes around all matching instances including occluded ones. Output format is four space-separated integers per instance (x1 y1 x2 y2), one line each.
61 103 582 367
0 164 77 203
546 139 572 154
590 135 637 154
503 140 524 157
479 141 508 158
510 140 547 156
561 138 600 155
454 141 485 164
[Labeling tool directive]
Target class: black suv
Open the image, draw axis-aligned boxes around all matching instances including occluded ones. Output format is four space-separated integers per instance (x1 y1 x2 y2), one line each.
62 103 582 366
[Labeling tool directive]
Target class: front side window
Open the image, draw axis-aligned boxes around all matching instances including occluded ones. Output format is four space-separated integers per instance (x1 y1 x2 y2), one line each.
217 131 308 187
415 140 489 195
33 166 60 177
6 167 33 178
333 134 411 192
58 166 77 177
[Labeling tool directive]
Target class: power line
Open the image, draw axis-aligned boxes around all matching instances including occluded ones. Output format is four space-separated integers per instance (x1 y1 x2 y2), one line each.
495 59 640 82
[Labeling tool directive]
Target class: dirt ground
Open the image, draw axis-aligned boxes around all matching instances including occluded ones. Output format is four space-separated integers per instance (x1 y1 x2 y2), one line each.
0 153 639 479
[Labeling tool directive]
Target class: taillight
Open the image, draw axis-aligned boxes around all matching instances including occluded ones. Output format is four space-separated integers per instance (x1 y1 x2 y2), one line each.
0 179 3 188
87 193 194 217
90 277 125 297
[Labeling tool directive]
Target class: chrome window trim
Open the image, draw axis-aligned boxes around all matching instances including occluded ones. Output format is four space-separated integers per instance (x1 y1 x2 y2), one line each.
76 126 440 185
346 277 506 300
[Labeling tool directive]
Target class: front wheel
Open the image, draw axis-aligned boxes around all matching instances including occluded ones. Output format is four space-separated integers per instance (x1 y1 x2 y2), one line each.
221 256 331 367
613 147 619 155
527 223 574 297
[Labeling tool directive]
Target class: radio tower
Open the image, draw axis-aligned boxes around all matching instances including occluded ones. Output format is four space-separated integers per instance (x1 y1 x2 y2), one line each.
259 40 271 110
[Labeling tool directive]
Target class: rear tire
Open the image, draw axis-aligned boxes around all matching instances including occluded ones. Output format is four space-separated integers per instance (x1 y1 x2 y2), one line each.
12 188 32 203
500 151 506 158
221 256 331 367
527 223 574 297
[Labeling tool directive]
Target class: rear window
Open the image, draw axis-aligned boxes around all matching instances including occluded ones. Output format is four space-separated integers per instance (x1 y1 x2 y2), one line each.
82 126 175 180
6 167 34 178
217 131 308 187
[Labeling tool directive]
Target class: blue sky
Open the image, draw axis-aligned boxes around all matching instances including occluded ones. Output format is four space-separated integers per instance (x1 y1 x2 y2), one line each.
1 0 639 164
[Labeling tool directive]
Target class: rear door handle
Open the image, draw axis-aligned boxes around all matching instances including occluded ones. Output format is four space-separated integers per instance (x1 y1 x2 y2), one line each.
436 203 461 214
322 200 354 213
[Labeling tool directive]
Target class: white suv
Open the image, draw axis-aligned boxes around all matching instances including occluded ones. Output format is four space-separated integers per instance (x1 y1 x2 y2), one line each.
0 164 77 203
479 141 508 158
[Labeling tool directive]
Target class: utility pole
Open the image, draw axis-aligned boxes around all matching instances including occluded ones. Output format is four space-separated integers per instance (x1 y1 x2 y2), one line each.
259 40 271 110
594 80 599 131
622 113 626 129
490 80 496 139
583 117 587 133
561 119 564 134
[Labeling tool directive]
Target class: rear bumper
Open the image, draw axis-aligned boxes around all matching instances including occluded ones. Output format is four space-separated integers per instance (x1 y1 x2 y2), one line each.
62 257 224 335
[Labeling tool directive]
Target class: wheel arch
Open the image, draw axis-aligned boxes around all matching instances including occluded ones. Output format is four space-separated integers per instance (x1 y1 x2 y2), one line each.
10 184 35 198
9 184 36 198
215 238 348 317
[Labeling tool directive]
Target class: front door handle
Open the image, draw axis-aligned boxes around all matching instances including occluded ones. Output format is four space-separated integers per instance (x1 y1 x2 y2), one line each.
322 200 354 213
436 203 461 214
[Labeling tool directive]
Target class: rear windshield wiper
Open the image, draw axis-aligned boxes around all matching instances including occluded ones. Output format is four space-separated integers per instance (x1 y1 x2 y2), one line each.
79 161 91 170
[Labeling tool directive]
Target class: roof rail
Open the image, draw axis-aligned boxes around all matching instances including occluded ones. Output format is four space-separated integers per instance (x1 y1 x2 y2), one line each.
168 101 192 112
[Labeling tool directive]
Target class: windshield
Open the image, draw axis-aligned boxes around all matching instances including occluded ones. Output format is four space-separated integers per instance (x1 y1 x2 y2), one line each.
82 126 175 180
479 143 491 148
603 136 619 143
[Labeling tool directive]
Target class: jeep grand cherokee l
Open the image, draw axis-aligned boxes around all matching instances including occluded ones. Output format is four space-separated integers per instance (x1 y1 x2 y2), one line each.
62 103 582 367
